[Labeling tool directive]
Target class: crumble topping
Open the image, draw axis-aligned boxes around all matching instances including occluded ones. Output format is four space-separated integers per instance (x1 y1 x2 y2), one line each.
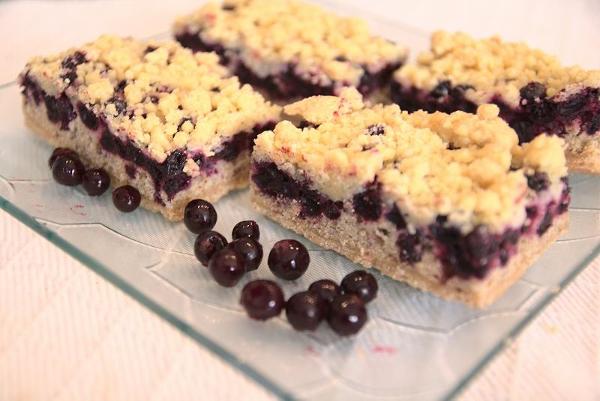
174 0 408 86
395 31 600 106
23 35 280 161
254 90 567 230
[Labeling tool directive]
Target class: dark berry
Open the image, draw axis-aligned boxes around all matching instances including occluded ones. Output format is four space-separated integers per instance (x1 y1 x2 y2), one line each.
366 124 385 136
82 168 110 196
194 231 228 266
385 205 406 229
228 238 263 271
340 270 378 303
268 239 310 280
208 248 245 287
240 280 284 320
430 80 452 98
327 294 367 336
77 103 99 130
51 155 84 186
232 220 260 240
526 172 549 192
309 279 342 305
49 147 79 168
112 185 141 212
396 231 423 263
537 210 553 236
285 291 326 331
520 82 547 101
323 201 342 220
184 199 217 234
352 183 382 221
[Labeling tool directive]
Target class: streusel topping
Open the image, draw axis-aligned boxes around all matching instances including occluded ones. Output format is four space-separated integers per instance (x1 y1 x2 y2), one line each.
23 35 280 161
254 89 567 230
395 31 600 106
174 0 407 86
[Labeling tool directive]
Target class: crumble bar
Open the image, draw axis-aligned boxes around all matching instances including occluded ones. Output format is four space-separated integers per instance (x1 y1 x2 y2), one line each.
250 88 570 307
391 31 600 174
19 35 280 221
174 0 408 101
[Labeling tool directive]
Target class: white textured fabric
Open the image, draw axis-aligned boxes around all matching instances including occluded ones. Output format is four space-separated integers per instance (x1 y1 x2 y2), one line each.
1 1 599 400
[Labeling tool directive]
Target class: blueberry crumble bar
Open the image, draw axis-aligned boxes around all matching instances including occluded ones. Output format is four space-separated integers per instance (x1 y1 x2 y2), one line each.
173 0 408 101
250 89 569 307
19 35 280 220
391 31 600 174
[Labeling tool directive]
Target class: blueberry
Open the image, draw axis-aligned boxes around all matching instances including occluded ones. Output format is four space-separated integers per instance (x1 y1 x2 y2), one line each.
396 231 423 263
520 82 547 101
430 80 452 98
228 238 263 271
526 172 550 192
49 147 79 169
77 102 99 130
268 239 310 280
340 270 378 303
51 154 84 186
194 231 228 266
82 168 110 196
232 220 260 240
112 185 141 212
240 280 284 320
385 204 407 229
208 248 245 287
308 279 341 305
184 199 217 234
285 291 326 331
327 294 367 336
352 183 382 221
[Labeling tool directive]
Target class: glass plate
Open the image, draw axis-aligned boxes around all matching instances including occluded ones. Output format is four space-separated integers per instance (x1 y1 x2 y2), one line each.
1 2 599 400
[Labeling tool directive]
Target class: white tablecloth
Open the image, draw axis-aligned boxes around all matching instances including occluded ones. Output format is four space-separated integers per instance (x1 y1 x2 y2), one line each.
1 1 599 400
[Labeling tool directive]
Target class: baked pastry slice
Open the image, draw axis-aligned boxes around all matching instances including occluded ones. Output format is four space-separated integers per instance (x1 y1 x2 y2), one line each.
173 0 408 102
19 35 280 220
391 31 600 174
250 89 570 307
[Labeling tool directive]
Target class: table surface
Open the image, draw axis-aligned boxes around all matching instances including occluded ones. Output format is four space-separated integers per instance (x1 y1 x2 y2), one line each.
1 1 599 400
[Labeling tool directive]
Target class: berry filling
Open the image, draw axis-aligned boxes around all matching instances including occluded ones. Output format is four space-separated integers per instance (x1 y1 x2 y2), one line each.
175 32 401 101
252 161 569 281
391 80 600 143
20 77 274 203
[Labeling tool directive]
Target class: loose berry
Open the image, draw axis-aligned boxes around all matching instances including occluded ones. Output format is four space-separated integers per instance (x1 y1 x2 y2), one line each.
240 280 284 320
232 220 260 240
48 147 79 168
228 238 263 271
194 231 228 266
51 154 84 186
112 185 141 212
285 291 326 331
327 294 367 336
268 239 310 280
208 248 245 287
82 168 110 196
309 279 342 306
340 270 378 303
184 199 217 234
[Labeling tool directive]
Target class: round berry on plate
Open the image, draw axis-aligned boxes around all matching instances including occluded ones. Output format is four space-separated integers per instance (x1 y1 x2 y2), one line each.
184 199 217 234
228 238 263 271
82 168 110 196
232 220 260 240
240 279 284 320
340 270 378 303
268 239 310 280
309 279 342 306
327 294 367 336
194 231 228 266
112 185 141 212
208 248 245 287
51 154 84 186
48 147 79 169
285 291 326 331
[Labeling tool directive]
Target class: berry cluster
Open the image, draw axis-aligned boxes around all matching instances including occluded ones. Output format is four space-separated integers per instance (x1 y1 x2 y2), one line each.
184 198 378 337
49 147 141 213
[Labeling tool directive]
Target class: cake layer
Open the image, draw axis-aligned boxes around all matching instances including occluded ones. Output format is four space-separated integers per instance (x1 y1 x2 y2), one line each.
391 31 600 174
252 188 568 308
250 90 570 306
19 35 280 219
174 0 407 101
